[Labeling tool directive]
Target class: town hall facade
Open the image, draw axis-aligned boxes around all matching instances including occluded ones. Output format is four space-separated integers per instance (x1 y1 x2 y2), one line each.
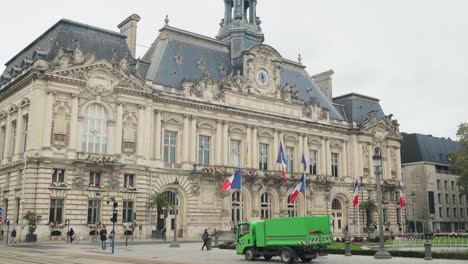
0 0 404 241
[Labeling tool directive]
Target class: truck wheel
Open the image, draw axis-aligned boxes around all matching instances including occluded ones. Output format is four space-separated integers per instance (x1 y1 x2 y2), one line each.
280 248 294 263
244 248 256 261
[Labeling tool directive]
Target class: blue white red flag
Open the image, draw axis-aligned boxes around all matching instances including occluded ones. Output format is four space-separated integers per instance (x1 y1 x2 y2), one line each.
289 173 306 202
219 169 242 193
276 143 287 184
301 154 307 173
353 179 360 208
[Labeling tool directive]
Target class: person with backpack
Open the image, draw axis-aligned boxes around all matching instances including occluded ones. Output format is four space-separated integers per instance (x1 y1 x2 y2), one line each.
100 225 108 250
201 229 210 250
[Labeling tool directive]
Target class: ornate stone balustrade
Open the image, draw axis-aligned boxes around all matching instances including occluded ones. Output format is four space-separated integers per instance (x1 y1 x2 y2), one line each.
77 152 120 165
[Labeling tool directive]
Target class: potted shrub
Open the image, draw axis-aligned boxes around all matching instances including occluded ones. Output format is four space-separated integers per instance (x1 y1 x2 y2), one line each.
24 211 42 242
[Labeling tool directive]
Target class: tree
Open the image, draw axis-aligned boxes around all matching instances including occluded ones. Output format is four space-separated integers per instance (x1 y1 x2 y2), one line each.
359 199 377 228
23 211 42 236
148 192 173 230
449 122 468 195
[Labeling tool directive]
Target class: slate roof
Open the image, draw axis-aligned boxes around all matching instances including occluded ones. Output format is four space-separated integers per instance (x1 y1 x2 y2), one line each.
333 93 385 122
1 19 131 82
400 133 460 165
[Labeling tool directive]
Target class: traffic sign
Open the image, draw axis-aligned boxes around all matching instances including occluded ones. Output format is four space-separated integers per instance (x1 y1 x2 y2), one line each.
0 207 3 216
0 216 3 222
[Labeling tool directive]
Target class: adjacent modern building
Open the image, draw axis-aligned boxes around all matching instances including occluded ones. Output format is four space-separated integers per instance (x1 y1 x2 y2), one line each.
401 133 466 233
0 1 403 241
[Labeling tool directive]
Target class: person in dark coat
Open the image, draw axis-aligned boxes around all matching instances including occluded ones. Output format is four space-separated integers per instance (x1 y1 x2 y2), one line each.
100 226 108 250
201 229 210 250
161 226 167 242
68 228 75 243
11 228 17 243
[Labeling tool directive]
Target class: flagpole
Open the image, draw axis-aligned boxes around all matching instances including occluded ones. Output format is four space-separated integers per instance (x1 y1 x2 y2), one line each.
400 207 404 235
357 206 360 237
304 174 307 216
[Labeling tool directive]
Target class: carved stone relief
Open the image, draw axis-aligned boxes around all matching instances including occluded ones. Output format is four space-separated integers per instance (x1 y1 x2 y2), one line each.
52 98 70 149
122 111 137 154
183 72 225 103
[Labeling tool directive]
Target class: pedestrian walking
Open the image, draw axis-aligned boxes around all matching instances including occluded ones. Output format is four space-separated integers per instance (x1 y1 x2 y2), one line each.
161 226 167 242
11 228 17 243
68 228 75 243
201 229 209 250
100 226 108 250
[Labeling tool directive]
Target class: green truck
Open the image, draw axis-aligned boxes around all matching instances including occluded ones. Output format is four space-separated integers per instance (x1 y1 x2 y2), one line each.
236 216 332 263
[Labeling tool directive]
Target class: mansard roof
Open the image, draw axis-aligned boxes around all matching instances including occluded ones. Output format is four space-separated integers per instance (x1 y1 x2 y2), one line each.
1 19 131 82
401 133 460 165
333 93 385 122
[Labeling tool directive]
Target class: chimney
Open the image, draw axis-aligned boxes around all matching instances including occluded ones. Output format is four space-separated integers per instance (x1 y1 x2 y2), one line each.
118 14 141 58
312 70 334 100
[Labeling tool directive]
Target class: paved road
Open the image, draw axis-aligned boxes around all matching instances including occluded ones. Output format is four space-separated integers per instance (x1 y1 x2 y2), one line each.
0 242 467 264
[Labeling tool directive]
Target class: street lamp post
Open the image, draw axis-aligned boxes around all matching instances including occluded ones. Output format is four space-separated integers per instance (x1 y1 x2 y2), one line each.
169 178 180 248
373 150 392 259
324 187 331 224
411 191 416 234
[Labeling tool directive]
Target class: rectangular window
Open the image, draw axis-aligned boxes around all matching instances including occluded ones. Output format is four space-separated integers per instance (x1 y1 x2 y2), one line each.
438 193 441 204
439 207 443 217
0 126 6 159
309 150 317 175
22 115 28 153
49 199 64 223
122 201 134 223
367 190 372 200
461 208 464 218
383 208 387 223
396 208 401 224
451 181 455 191
453 194 456 204
258 143 269 170
163 131 177 163
460 195 463 205
332 153 339 177
124 174 135 188
9 120 16 156
198 135 210 165
454 208 457 218
445 194 449 204
52 169 65 183
230 139 241 167
428 191 435 214
436 180 440 190
15 198 20 224
444 180 448 190
87 200 100 224
89 172 101 187
285 147 294 173
446 207 450 218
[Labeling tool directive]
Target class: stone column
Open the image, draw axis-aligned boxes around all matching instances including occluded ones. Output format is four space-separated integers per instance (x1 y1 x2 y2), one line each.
252 127 258 169
223 122 229 166
320 137 327 176
342 141 348 177
215 121 223 165
68 97 79 152
396 148 402 181
325 138 332 176
14 107 23 156
346 141 352 178
368 144 374 179
246 126 251 168
273 130 279 170
144 106 153 159
115 104 123 155
190 116 197 163
298 134 303 170
42 92 54 149
154 111 162 160
303 135 309 170
351 135 359 178
386 148 392 179
136 106 145 157
182 115 190 162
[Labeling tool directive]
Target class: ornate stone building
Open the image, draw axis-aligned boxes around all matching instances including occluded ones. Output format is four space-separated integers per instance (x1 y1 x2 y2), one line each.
0 1 403 241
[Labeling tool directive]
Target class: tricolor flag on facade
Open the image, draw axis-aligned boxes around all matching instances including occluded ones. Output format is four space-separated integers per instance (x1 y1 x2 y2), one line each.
352 179 360 208
219 169 242 193
399 190 406 208
289 173 306 203
301 154 307 173
276 143 287 183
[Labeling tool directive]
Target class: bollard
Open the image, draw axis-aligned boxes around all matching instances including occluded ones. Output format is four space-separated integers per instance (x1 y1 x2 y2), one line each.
424 240 432 260
345 241 352 256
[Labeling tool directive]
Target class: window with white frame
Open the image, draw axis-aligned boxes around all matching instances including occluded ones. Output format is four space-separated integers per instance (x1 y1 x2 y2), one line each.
285 147 294 173
287 196 298 217
122 201 134 223
260 193 272 219
87 200 100 224
52 169 65 183
81 104 108 154
309 149 317 175
49 199 64 223
331 153 339 177
89 172 101 187
198 135 210 165
230 139 241 167
9 120 16 156
22 114 28 153
396 208 401 224
259 143 268 170
124 174 135 188
163 131 177 163
232 191 243 223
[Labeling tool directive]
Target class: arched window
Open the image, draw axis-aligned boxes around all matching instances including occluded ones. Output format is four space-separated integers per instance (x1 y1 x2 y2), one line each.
287 196 298 217
232 191 243 223
332 199 342 210
163 191 178 215
81 104 108 154
260 193 272 219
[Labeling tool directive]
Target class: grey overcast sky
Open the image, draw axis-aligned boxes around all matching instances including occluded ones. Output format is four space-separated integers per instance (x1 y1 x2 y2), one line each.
1 0 467 139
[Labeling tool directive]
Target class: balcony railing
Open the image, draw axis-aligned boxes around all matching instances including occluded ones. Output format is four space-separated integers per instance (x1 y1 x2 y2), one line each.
77 152 120 165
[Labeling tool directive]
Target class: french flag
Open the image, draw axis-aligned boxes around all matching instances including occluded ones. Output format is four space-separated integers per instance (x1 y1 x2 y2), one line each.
352 179 360 208
277 143 287 184
290 173 306 203
399 190 406 208
219 169 242 193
